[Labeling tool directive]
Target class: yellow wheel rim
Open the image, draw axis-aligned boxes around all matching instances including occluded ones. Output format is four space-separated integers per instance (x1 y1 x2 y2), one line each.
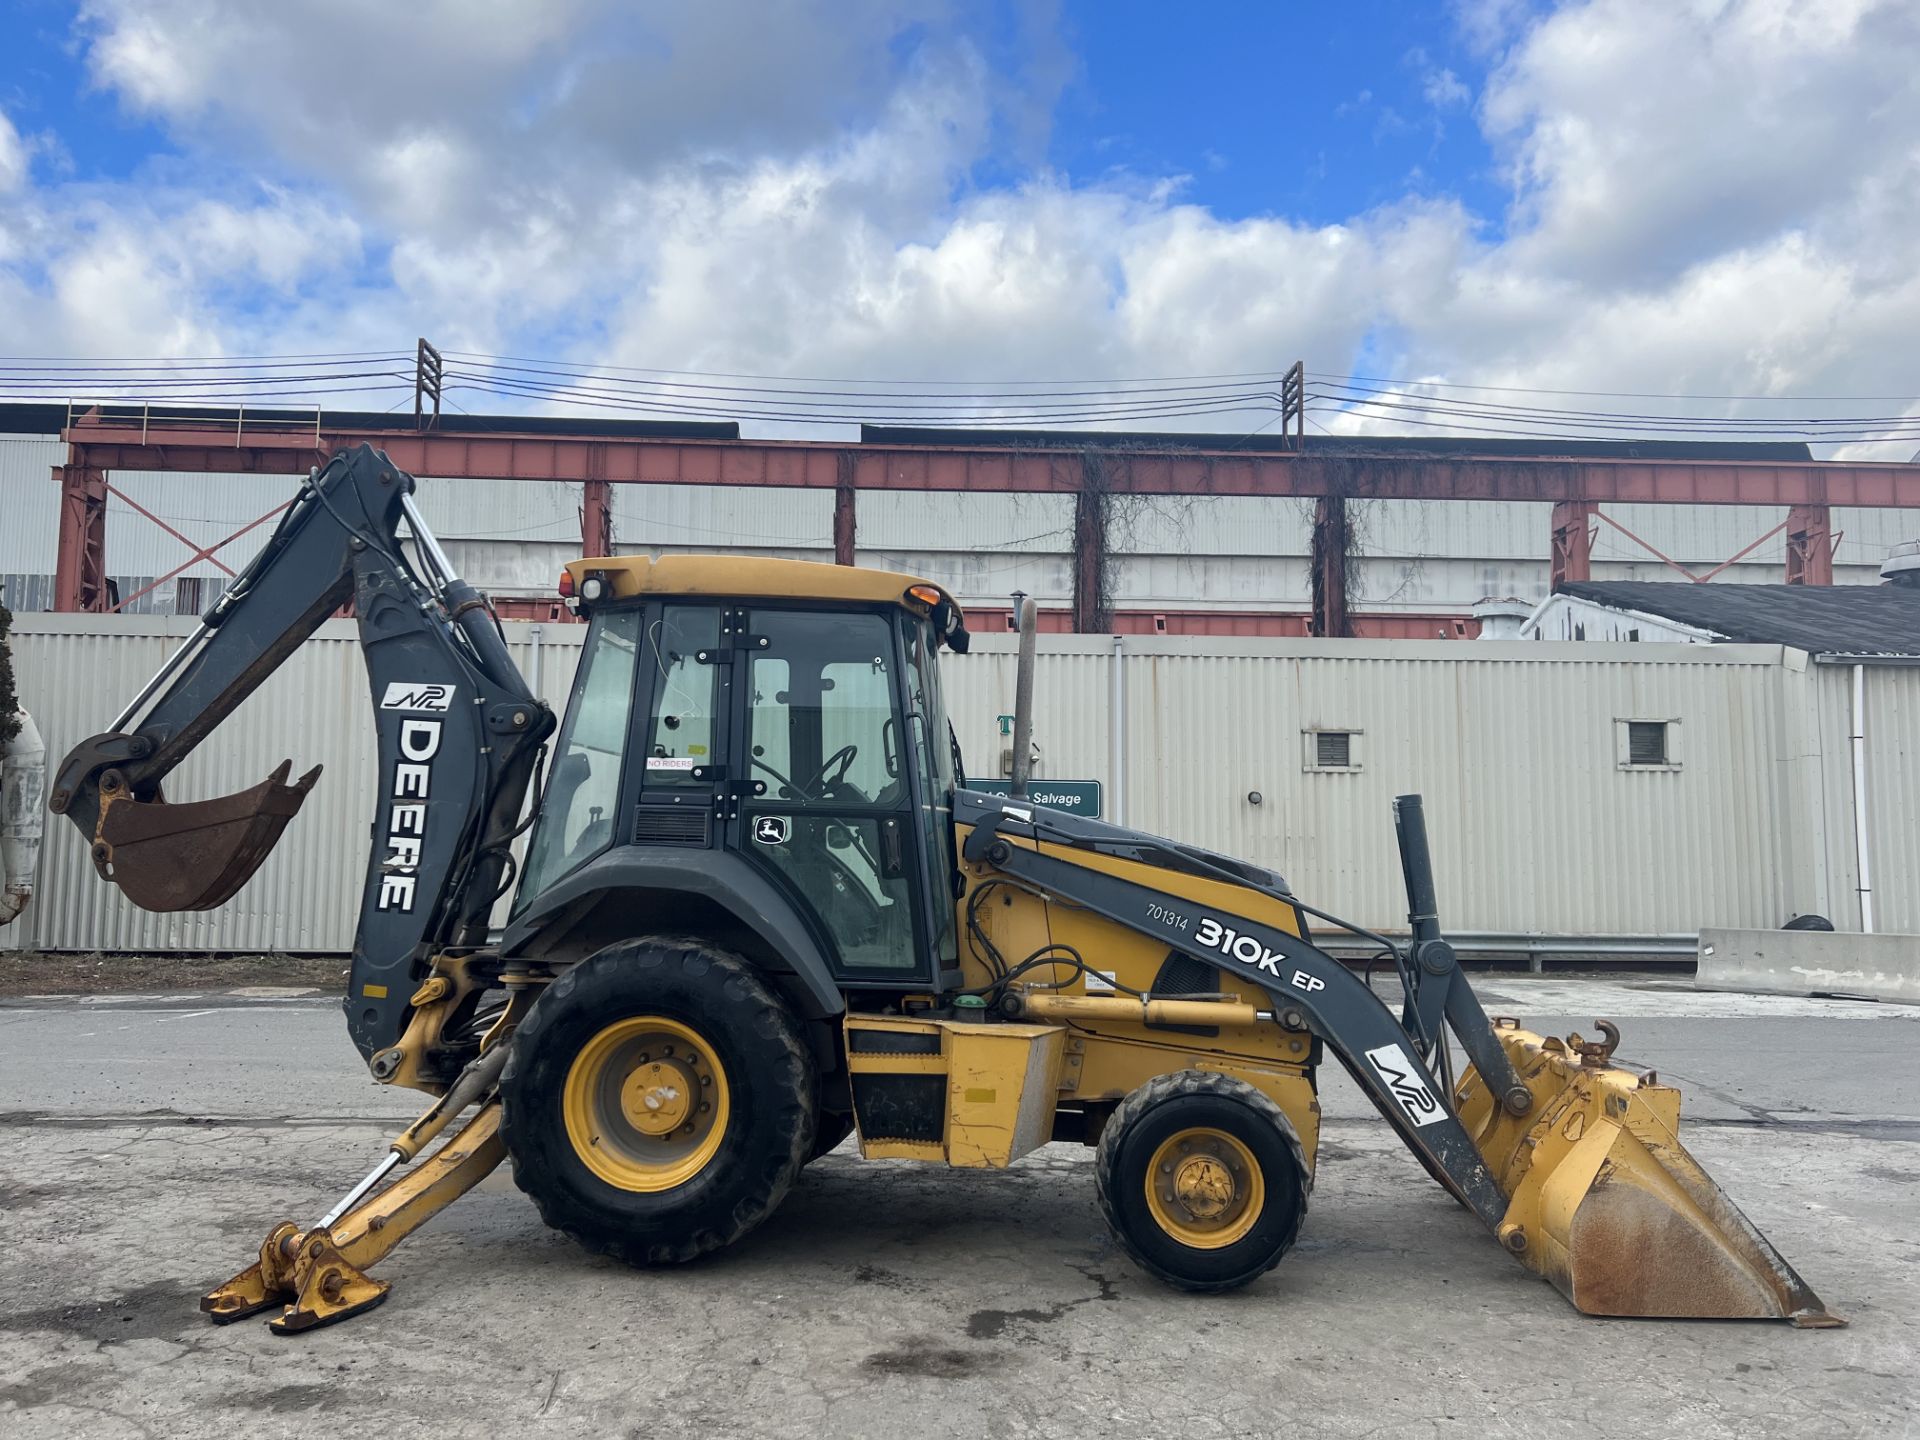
562 1016 731 1193
1144 1127 1265 1249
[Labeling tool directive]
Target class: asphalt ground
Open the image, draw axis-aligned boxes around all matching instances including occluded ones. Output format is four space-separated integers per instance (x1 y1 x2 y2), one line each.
0 973 1914 1439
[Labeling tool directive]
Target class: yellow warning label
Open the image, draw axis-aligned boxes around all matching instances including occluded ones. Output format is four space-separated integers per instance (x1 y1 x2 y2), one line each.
363 983 389 999
963 1088 996 1104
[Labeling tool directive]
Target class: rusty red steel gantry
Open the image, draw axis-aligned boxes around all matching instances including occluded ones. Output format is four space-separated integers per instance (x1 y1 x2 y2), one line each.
52 408 1920 631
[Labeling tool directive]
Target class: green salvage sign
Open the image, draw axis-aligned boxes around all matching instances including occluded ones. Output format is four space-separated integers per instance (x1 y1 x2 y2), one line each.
969 780 1103 818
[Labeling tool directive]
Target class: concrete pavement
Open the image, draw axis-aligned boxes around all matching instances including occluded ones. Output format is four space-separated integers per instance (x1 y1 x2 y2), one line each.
0 973 1914 1438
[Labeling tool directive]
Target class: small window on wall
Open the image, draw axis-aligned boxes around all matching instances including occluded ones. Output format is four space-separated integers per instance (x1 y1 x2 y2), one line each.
1303 728 1361 773
1617 718 1680 770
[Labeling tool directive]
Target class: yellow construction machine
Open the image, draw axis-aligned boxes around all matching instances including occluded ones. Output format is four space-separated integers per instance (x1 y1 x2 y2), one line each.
50 445 1838 1332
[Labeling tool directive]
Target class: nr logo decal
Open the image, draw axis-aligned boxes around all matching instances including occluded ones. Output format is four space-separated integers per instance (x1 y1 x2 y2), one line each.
380 681 457 713
753 815 791 846
1364 1044 1446 1128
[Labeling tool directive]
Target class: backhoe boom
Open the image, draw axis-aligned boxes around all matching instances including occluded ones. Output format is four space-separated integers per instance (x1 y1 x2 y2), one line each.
50 443 554 1065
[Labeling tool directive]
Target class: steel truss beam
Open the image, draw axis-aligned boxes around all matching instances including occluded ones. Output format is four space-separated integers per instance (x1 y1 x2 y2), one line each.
59 413 1920 618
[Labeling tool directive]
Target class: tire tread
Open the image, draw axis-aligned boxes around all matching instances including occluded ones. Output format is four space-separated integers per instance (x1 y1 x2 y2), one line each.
1093 1069 1311 1293
501 935 815 1267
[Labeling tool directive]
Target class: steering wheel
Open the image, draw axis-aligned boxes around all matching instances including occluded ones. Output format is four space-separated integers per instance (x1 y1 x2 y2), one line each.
755 744 859 801
811 744 859 793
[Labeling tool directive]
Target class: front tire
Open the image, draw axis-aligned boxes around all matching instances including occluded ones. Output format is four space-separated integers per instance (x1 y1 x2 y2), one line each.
1095 1070 1309 1292
501 938 815 1266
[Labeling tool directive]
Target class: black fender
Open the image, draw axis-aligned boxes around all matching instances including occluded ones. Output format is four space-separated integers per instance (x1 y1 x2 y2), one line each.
498 848 845 1020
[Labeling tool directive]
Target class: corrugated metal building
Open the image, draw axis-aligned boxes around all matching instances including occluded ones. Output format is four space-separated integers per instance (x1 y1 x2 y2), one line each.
6 619 1906 956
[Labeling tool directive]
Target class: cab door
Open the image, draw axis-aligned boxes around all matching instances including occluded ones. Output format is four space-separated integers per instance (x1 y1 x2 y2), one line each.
730 607 932 985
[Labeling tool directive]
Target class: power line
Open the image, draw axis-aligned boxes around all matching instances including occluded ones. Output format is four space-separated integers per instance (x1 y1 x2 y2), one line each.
5 347 1920 444
0 349 413 366
440 348 1305 388
440 354 1291 402
1308 388 1920 439
1308 379 1920 430
1310 370 1920 404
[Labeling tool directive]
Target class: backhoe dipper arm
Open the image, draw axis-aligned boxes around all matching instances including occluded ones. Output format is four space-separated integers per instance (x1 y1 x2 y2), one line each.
50 444 554 1062
960 792 1528 1230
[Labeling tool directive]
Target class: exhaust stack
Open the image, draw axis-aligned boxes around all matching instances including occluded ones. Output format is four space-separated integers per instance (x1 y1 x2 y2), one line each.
1 708 44 925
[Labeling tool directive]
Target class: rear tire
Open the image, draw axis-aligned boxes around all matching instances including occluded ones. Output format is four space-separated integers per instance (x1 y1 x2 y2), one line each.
501 937 815 1266
1095 1070 1309 1293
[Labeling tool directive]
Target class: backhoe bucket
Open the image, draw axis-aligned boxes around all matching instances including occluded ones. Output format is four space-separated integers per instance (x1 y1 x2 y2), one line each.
1454 1019 1840 1326
92 760 321 912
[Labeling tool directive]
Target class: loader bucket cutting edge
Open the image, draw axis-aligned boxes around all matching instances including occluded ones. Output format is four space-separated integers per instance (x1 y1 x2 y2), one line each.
93 760 321 912
1454 1022 1842 1327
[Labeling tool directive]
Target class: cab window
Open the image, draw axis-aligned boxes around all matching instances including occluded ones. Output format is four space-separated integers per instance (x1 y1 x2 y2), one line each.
742 611 916 973
515 606 642 908
641 606 720 786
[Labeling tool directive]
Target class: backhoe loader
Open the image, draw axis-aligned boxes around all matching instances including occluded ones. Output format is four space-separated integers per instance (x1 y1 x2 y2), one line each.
51 444 1838 1333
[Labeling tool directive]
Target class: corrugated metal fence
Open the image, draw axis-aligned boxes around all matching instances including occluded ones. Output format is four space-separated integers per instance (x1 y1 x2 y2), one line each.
6 617 1911 954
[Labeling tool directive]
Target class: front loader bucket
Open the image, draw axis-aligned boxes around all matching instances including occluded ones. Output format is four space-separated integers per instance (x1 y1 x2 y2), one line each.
92 760 321 912
1454 1019 1840 1326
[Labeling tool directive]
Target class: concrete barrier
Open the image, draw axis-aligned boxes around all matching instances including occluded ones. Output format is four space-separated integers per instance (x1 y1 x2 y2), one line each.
1697 927 1920 1005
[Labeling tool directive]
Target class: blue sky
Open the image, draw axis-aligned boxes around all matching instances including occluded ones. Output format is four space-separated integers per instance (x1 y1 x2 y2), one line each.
1046 2 1506 228
2 0 157 183
0 1 1916 455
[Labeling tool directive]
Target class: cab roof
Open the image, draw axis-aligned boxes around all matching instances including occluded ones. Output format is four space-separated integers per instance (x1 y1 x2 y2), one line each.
563 554 957 616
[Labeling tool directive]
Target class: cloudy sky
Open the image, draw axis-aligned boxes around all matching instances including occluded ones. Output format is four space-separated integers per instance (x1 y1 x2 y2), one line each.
1 0 1916 447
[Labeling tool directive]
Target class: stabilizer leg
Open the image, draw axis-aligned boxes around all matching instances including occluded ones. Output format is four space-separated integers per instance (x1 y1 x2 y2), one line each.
200 1101 506 1333
202 1220 301 1324
270 1233 390 1335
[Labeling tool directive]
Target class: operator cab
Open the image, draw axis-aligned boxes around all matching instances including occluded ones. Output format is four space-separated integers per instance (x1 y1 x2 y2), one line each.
509 556 970 995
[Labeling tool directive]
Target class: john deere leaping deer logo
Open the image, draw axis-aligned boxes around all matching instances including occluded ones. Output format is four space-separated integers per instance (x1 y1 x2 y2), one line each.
754 815 790 845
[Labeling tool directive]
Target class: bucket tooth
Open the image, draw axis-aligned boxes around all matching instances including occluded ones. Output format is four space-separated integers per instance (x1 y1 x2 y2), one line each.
1456 1023 1842 1325
93 761 321 911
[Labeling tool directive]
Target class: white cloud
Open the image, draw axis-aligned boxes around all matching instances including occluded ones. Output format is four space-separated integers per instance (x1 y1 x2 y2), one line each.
1482 0 1917 282
0 109 28 195
1423 67 1471 109
1453 0 1538 55
0 183 365 360
0 0 1909 460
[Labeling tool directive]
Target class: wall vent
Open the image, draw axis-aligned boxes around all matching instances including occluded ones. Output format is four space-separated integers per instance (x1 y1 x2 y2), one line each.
1627 721 1668 766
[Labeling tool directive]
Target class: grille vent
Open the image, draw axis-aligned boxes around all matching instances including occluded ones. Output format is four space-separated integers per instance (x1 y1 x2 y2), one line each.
631 806 711 846
1152 951 1219 996
1627 722 1669 766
